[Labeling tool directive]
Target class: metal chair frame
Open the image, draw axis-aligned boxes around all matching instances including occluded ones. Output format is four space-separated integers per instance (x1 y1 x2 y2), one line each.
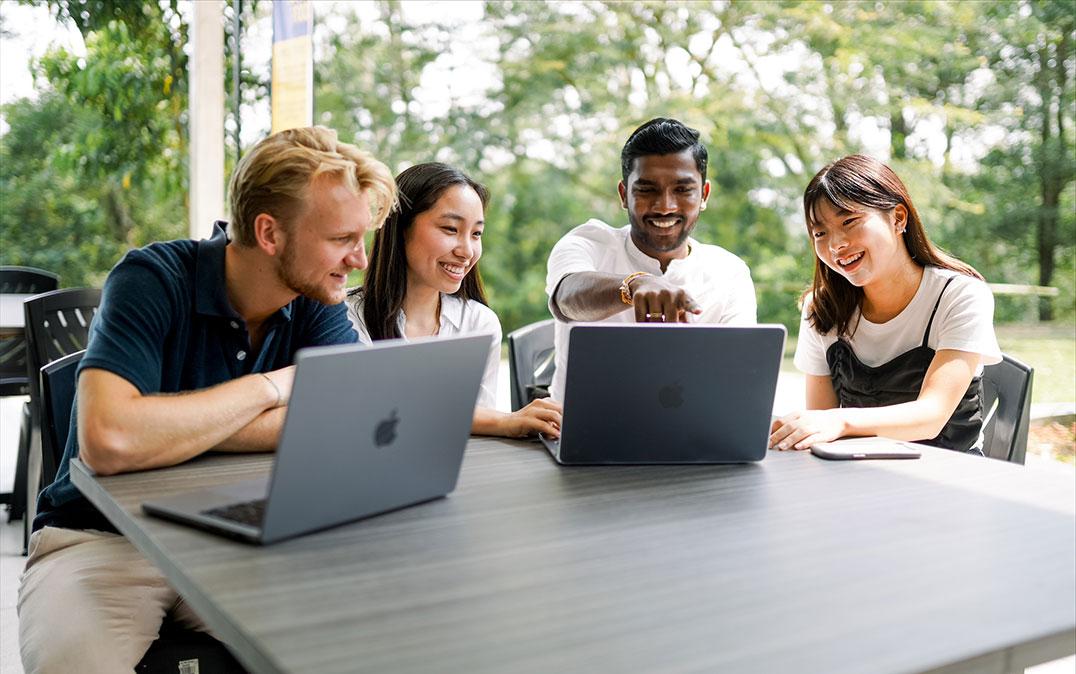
507 319 556 412
39 351 84 489
0 266 60 295
980 354 1034 464
0 267 60 515
17 289 102 547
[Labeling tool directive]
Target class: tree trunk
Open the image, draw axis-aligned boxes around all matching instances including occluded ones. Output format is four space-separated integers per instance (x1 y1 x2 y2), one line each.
1037 187 1058 321
890 107 907 159
1036 41 1062 321
104 183 136 246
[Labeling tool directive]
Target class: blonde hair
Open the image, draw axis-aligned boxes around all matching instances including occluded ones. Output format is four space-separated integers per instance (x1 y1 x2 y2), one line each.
228 126 397 247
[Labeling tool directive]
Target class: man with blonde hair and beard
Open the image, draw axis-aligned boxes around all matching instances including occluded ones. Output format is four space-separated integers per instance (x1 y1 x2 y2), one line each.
19 126 396 673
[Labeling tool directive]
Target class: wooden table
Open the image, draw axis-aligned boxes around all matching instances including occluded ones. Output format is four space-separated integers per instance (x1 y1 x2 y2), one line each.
71 439 1076 674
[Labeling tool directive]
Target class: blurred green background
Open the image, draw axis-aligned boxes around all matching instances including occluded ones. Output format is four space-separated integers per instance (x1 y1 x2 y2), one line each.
2 0 1073 342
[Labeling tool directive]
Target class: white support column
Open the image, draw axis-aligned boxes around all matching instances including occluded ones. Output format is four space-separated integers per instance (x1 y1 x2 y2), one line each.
189 1 225 240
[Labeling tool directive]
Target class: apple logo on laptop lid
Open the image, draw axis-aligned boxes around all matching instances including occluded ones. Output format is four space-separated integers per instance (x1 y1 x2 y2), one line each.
374 409 400 447
658 383 684 409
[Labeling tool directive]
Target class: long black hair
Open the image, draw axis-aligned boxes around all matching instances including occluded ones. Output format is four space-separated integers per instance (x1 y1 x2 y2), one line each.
802 154 982 337
352 162 490 341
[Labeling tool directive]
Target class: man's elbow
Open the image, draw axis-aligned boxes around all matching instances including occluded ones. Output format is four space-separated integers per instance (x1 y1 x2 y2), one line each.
549 275 578 322
78 420 134 476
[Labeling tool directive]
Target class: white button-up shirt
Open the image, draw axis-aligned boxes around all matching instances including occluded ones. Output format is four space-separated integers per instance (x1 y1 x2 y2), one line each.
545 219 757 401
347 291 502 409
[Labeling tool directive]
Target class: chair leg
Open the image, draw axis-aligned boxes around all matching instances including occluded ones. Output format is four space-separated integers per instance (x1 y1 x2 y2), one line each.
8 402 31 521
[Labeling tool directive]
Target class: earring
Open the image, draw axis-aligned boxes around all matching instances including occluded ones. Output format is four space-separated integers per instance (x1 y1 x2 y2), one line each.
700 202 708 211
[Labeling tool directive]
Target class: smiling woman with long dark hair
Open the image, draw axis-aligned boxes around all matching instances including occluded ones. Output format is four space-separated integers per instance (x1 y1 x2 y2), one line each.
770 155 1001 454
347 162 562 439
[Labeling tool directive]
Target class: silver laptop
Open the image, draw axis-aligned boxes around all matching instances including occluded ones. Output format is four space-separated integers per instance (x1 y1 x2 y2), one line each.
541 324 786 464
143 335 490 544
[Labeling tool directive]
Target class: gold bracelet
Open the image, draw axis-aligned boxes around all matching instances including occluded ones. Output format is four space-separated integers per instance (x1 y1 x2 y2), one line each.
619 271 651 305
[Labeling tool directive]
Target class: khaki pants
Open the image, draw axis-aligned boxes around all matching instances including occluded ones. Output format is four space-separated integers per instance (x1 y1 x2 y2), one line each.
18 527 210 674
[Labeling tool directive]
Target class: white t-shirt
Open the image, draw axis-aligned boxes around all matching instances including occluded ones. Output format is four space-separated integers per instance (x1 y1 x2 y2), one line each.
346 291 502 409
545 219 757 401
794 266 1002 377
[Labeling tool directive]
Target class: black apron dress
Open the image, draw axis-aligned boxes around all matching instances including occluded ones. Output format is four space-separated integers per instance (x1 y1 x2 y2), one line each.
825 276 984 454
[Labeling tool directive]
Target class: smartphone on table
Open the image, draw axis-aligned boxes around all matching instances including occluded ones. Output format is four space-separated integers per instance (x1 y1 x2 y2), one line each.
810 437 922 460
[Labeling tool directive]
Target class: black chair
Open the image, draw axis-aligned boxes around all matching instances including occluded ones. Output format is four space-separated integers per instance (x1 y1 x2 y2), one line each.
980 354 1034 464
0 267 59 515
38 351 83 488
0 266 61 398
24 288 102 383
0 266 60 295
137 621 247 673
38 352 247 673
18 289 101 548
507 319 556 411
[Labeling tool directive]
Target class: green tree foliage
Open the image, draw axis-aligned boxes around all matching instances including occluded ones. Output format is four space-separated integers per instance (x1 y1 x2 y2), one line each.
1 1 189 285
2 0 1073 331
737 1 1074 322
975 0 1075 320
0 92 121 283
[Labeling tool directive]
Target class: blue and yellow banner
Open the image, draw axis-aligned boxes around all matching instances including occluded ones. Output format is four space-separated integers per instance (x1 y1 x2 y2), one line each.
271 0 313 133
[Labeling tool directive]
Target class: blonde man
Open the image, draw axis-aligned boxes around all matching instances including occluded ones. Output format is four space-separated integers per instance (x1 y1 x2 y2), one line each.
19 127 396 674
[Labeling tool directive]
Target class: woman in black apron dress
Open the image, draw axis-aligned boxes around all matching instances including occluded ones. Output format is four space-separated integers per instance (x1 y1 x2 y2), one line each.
770 155 993 454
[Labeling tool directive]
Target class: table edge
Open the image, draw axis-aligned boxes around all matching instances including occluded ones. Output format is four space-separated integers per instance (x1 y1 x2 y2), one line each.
70 458 284 674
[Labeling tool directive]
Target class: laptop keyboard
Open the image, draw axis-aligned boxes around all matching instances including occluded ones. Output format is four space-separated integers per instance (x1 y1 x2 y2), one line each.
202 499 266 527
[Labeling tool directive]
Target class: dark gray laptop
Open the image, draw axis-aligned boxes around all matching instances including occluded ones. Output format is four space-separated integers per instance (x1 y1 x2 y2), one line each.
142 335 490 544
541 324 786 464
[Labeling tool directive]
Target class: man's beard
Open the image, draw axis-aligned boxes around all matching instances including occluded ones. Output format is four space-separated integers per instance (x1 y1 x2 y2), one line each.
278 245 343 305
628 212 695 254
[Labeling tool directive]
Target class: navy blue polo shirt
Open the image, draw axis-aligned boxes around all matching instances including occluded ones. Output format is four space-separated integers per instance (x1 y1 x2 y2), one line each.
34 223 358 533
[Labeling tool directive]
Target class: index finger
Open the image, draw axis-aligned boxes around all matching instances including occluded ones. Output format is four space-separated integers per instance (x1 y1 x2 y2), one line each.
669 288 701 314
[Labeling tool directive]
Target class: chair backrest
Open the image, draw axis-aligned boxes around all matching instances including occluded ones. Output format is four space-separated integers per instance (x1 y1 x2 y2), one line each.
39 350 84 487
0 267 59 395
507 319 555 411
23 288 102 409
0 266 59 294
979 354 1034 464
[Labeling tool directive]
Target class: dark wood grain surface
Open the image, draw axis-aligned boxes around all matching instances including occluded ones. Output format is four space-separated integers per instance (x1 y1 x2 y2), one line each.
71 439 1076 674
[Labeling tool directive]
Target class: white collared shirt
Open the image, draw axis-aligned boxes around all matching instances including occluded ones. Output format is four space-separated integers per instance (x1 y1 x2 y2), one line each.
346 291 502 409
545 219 757 401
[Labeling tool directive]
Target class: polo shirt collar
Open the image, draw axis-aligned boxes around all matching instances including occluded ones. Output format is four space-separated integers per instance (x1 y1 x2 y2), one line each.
193 223 295 324
195 222 239 319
